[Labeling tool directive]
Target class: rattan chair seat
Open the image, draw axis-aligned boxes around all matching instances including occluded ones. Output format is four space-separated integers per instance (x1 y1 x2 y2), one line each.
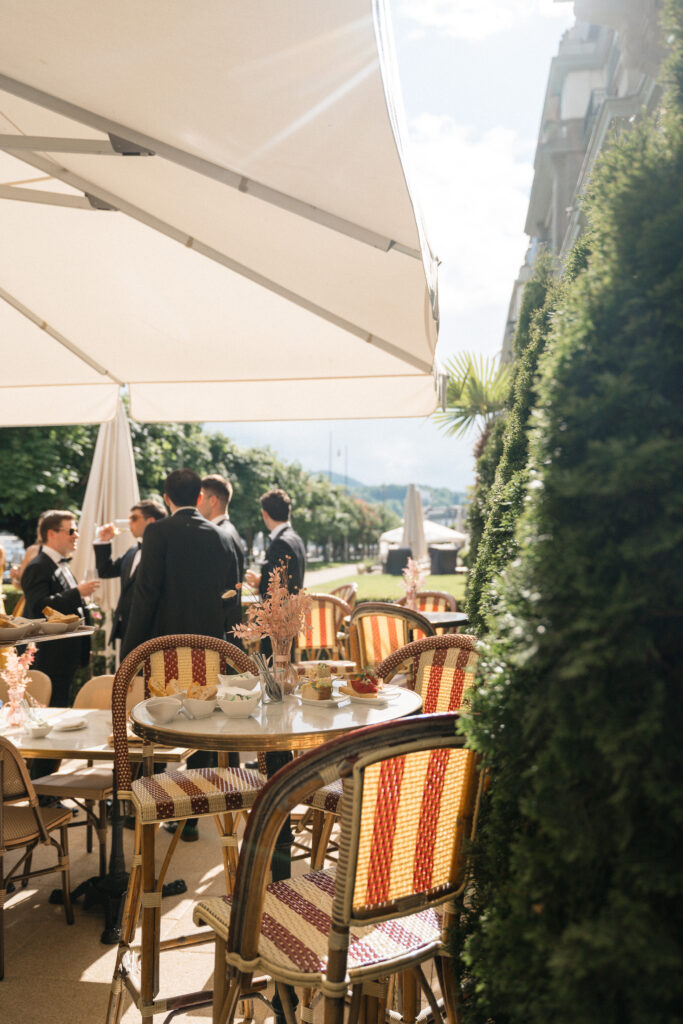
303 777 343 814
1 803 72 845
131 765 266 824
194 867 443 980
33 765 113 801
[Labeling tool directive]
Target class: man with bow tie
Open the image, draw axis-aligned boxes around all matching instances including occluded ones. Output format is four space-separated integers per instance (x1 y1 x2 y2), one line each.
22 509 98 707
94 500 166 658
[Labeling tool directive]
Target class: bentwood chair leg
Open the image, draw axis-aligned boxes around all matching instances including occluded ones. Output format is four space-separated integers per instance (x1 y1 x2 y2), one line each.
216 971 245 1024
0 854 5 981
141 822 159 1004
21 850 32 887
275 982 298 1024
400 968 419 1023
58 827 75 925
86 798 94 853
438 955 462 1024
212 935 227 1023
98 799 108 877
214 812 239 894
106 828 142 1024
310 811 336 871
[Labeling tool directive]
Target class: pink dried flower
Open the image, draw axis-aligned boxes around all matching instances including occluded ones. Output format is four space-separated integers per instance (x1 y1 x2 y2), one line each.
233 565 312 645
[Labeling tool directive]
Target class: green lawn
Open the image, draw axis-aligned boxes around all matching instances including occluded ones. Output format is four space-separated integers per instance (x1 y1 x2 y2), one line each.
310 572 467 604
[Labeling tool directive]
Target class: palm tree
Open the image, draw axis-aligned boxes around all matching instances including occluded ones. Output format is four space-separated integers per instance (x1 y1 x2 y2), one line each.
433 352 510 448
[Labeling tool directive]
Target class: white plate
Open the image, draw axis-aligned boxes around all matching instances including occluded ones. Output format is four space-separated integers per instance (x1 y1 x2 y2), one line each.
342 691 389 706
51 714 87 731
298 693 346 708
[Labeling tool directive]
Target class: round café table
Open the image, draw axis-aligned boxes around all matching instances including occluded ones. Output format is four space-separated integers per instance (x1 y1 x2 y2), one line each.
130 685 423 755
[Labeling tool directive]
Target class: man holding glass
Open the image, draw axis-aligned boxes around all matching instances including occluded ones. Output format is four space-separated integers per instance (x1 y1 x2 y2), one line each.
22 509 97 707
94 500 166 655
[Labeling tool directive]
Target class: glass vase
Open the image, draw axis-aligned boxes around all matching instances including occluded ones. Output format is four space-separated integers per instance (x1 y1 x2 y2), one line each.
271 637 299 697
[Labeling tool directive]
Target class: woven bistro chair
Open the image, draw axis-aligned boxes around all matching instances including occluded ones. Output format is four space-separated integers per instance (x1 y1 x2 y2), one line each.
330 582 358 610
0 735 74 980
106 635 267 1024
308 634 480 872
194 712 481 1024
294 593 351 662
32 675 144 877
0 669 52 707
397 590 459 637
347 601 436 678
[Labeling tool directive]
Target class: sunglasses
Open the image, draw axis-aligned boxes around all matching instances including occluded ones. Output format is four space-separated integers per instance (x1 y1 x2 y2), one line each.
57 527 78 536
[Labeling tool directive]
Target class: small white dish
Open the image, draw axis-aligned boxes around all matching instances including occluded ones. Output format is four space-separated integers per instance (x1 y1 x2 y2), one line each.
37 620 69 636
298 694 345 708
182 696 217 719
342 691 388 707
216 689 261 718
51 713 87 731
0 624 31 642
26 722 53 738
217 672 260 692
145 696 182 723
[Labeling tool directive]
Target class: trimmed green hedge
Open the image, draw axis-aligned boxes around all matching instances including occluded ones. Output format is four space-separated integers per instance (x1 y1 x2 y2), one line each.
455 5 683 1021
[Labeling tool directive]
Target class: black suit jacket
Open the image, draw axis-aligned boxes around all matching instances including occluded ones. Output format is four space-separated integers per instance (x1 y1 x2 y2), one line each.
259 524 306 597
213 518 245 644
121 509 239 660
22 550 91 682
94 541 140 643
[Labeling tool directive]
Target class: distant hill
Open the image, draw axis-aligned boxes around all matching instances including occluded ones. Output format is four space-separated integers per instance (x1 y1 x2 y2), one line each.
314 472 466 518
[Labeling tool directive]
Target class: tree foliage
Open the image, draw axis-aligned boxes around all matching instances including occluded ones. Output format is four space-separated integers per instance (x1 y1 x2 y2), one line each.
455 8 683 1021
434 352 511 440
0 415 397 555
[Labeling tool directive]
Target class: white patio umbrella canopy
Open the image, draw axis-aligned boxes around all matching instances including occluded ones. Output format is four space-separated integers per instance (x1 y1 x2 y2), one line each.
379 519 467 561
70 399 140 613
401 483 428 562
0 0 440 426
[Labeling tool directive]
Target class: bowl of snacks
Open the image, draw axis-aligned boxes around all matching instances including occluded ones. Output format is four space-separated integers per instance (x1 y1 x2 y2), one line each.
26 721 53 738
216 687 261 718
182 682 218 719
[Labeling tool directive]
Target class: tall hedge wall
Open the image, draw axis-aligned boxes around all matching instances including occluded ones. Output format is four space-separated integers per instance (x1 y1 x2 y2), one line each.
456 5 683 1021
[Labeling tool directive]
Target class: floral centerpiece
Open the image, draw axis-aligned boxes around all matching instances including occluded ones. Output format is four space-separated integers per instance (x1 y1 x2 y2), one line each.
233 565 312 699
1 642 37 726
401 557 426 610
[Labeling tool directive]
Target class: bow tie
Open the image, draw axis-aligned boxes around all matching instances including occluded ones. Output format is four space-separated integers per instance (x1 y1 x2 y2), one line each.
59 557 72 564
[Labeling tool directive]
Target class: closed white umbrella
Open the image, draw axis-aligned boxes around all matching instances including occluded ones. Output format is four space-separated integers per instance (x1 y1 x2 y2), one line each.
401 483 428 563
70 398 140 618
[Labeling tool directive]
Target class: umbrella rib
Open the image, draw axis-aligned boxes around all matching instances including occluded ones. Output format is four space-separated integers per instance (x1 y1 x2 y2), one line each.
0 284 123 385
7 147 434 375
0 73 422 260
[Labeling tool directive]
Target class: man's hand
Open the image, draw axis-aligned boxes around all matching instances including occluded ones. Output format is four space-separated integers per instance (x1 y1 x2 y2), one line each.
244 569 261 589
78 579 100 598
97 523 115 542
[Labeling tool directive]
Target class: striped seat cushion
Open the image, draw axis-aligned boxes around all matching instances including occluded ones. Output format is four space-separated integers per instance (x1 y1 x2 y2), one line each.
132 766 266 823
303 778 343 814
194 867 442 977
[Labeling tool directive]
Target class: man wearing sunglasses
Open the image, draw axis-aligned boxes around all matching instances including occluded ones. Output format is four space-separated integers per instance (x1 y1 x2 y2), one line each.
22 509 98 707
94 500 166 658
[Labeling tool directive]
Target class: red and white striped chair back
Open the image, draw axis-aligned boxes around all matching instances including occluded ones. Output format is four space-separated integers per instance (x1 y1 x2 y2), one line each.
111 634 258 794
377 634 478 713
296 593 351 659
348 602 435 673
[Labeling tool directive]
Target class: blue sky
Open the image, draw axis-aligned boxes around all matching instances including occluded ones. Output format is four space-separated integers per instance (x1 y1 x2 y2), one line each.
208 1 575 492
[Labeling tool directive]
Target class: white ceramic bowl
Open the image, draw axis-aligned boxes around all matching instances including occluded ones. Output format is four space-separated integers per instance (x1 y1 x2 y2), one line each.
216 690 261 718
146 697 182 723
217 672 260 692
182 696 217 719
26 723 53 738
0 624 31 642
38 620 69 636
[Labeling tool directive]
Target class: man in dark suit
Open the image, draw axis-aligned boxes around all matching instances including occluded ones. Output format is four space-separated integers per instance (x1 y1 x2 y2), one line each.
121 470 239 660
94 499 166 653
22 509 98 707
244 488 306 598
197 475 246 644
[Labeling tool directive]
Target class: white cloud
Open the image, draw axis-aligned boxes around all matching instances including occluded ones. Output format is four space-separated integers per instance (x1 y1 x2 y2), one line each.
398 0 571 40
406 114 533 344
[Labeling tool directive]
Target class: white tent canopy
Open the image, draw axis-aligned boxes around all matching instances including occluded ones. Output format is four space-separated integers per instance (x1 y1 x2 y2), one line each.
379 519 467 561
0 0 440 426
